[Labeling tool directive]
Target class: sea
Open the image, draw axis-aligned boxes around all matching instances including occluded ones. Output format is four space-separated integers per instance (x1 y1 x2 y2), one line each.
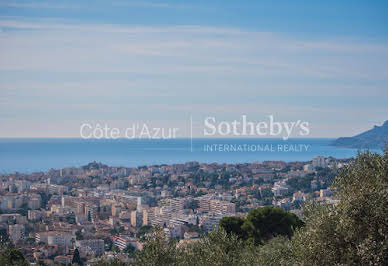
0 138 382 173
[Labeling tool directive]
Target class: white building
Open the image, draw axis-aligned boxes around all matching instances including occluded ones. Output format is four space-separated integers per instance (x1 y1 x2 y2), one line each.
8 224 25 243
28 210 45 220
303 164 314 171
200 213 225 232
272 183 289 197
35 232 74 247
76 239 105 256
15 180 30 192
209 200 235 215
312 156 326 168
28 196 42 210
131 210 143 227
320 189 333 197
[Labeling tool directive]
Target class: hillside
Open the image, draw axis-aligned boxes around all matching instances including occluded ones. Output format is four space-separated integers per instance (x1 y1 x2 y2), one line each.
333 120 388 149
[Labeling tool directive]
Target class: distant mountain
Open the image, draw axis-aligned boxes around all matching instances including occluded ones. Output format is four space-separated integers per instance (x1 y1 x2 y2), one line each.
333 121 388 149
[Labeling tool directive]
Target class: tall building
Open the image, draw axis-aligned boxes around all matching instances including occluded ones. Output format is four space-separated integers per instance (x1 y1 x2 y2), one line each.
35 232 74 247
112 205 122 217
142 208 155 226
196 194 214 212
15 180 30 192
200 213 224 232
209 200 235 215
312 156 326 168
28 196 42 210
137 197 142 208
131 210 143 227
8 224 25 243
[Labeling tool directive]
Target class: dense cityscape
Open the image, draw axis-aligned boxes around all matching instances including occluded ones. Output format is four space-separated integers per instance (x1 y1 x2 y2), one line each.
0 156 348 265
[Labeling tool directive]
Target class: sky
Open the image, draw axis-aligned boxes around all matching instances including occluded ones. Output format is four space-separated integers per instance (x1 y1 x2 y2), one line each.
0 0 388 138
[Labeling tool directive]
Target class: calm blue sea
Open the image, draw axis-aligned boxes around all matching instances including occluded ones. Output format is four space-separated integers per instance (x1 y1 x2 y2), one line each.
0 138 380 173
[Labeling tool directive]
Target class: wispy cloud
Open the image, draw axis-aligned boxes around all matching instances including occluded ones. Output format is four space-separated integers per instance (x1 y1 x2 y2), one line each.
1 18 387 82
111 1 191 9
0 1 82 9
0 1 190 10
0 17 388 137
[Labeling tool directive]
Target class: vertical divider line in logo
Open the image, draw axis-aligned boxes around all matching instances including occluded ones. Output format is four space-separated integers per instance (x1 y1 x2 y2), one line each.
190 115 193 152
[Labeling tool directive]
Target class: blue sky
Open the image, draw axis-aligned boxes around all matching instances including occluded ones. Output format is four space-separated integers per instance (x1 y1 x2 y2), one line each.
0 0 387 137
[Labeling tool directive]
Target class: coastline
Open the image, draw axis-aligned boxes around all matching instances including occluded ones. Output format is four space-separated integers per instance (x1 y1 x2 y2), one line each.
1 138 381 174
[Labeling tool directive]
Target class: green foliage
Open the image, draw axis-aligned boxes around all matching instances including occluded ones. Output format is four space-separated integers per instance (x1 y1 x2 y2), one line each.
134 226 302 266
134 228 255 266
134 231 180 266
286 173 314 193
72 248 83 266
178 228 251 266
220 206 303 245
75 230 83 240
37 259 47 266
186 200 199 210
0 249 29 266
194 190 206 197
0 228 9 245
16 202 29 216
316 166 337 187
260 188 274 198
291 149 388 265
123 244 136 257
243 207 303 245
104 237 113 251
66 214 76 224
219 216 246 239
38 192 50 209
254 236 294 266
137 225 153 242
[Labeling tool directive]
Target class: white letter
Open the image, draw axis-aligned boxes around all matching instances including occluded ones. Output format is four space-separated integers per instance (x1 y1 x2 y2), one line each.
204 117 217 136
269 115 282 136
282 122 296 140
111 128 120 139
218 121 231 136
93 124 104 139
255 122 268 136
242 115 255 135
103 124 110 138
139 124 151 139
299 122 310 136
153 128 161 139
80 123 92 139
231 120 241 136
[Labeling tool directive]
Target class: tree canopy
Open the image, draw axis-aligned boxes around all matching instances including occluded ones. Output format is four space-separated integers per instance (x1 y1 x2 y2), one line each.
220 206 303 245
72 248 83 265
291 148 388 265
0 249 29 266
